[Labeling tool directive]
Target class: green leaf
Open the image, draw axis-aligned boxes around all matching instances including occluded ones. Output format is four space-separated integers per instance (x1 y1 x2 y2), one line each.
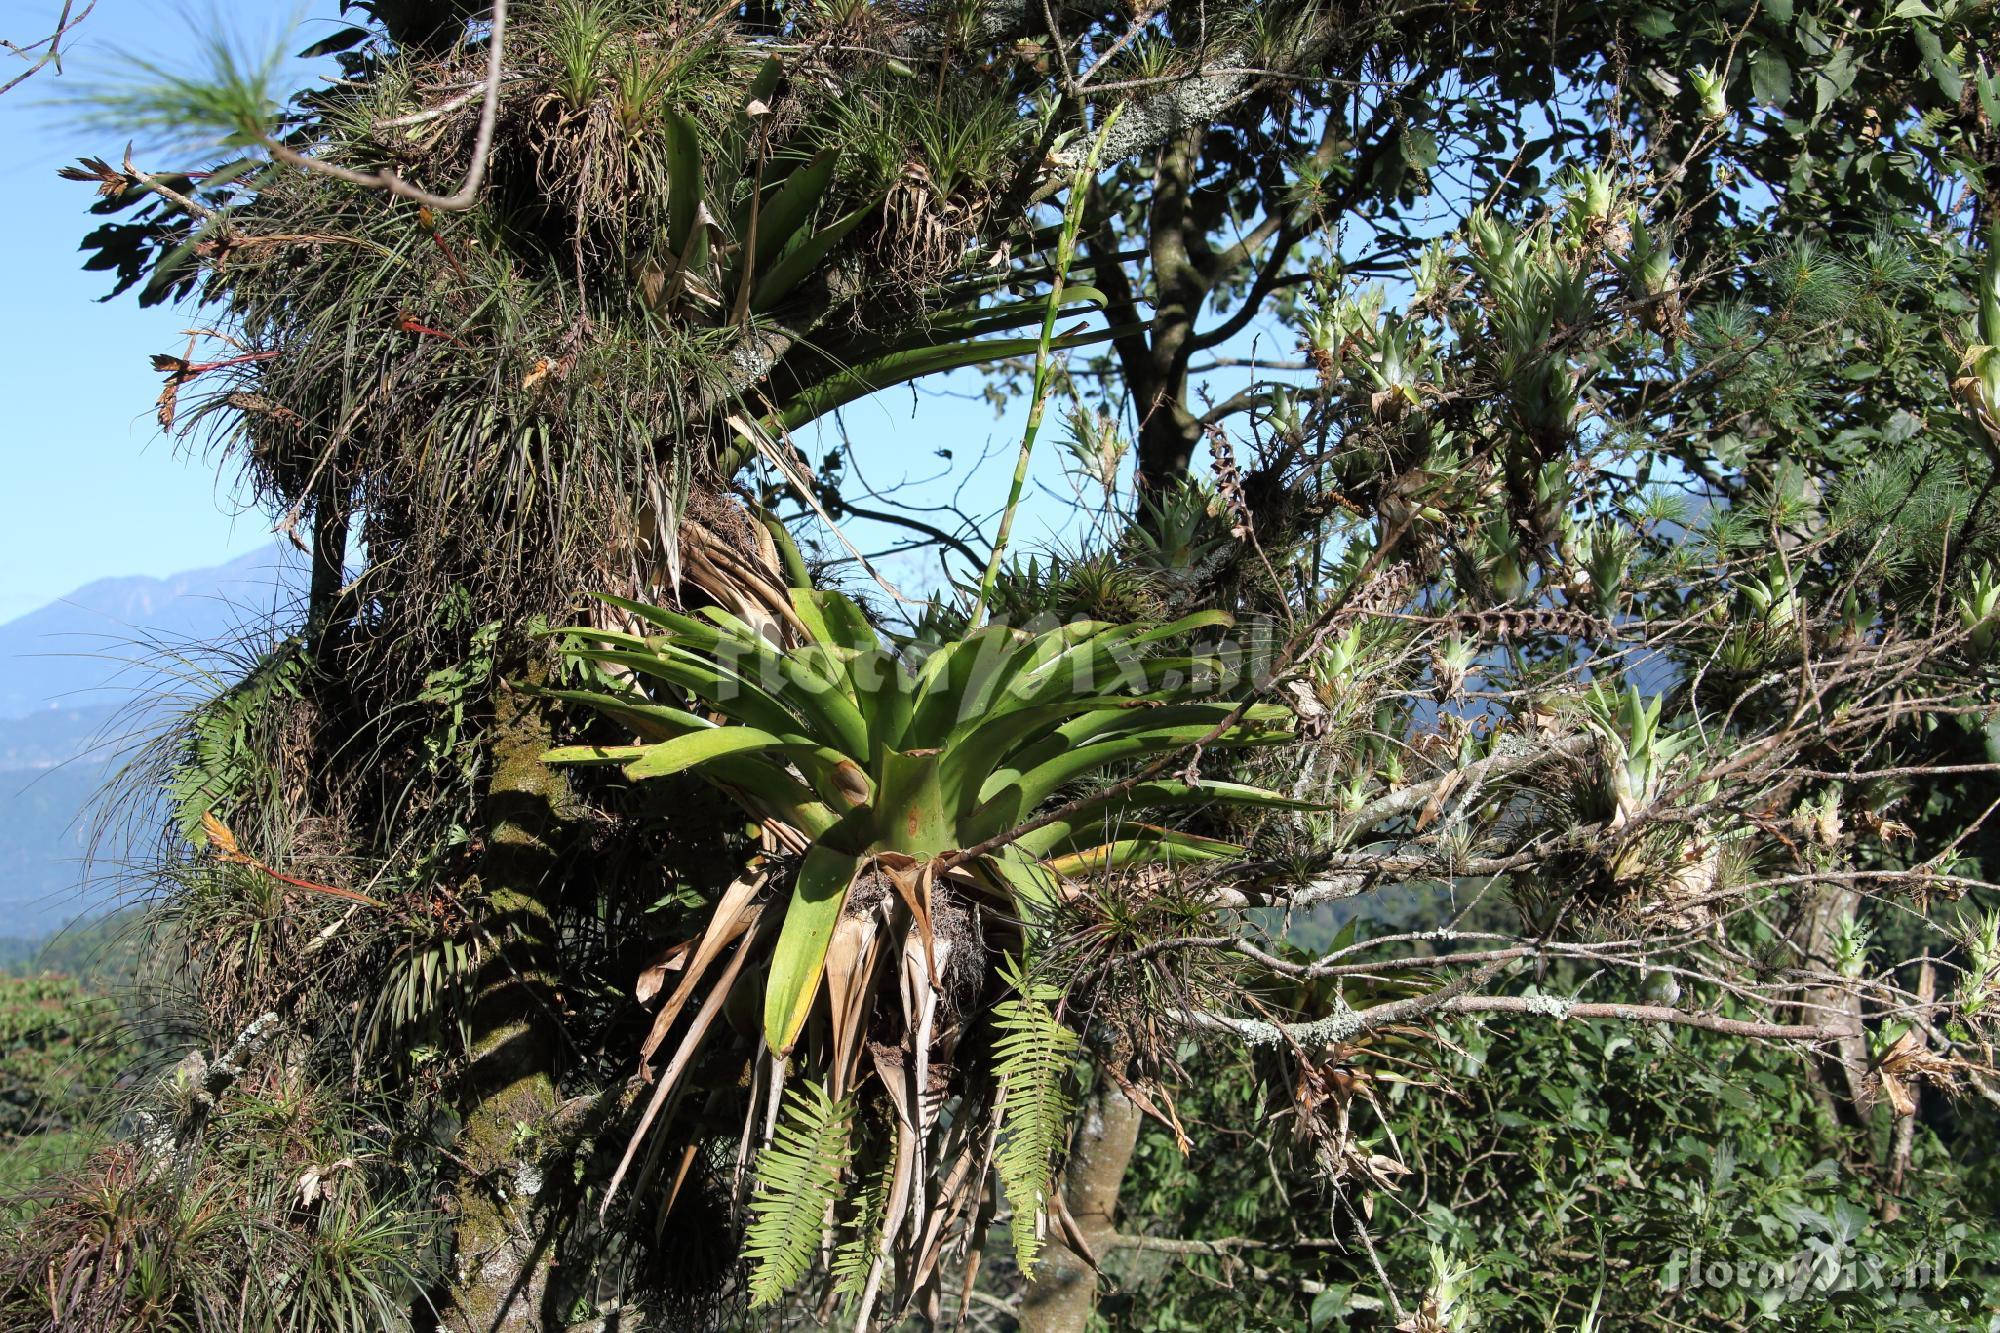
663 111 703 261
982 703 1293 807
619 726 800 780
970 721 1292 840
589 591 749 647
985 847 1064 909
775 324 1147 432
564 645 799 738
296 26 370 58
1916 26 1964 101
1400 125 1440 170
746 1080 853 1306
1813 47 1857 119
850 647 915 758
1012 779 1325 857
1634 8 1676 37
915 286 1110 339
765 842 864 1054
906 624 1033 743
541 742 653 766
794 588 879 654
731 149 839 298
1750 50 1792 108
1041 825 1245 877
1005 609 1235 709
751 202 874 312
537 687 711 741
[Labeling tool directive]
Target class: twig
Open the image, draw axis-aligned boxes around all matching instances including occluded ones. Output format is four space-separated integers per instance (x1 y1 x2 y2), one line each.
262 0 507 211
0 0 96 97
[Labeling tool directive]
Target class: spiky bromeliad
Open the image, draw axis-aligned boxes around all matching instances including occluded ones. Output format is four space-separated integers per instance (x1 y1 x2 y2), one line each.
541 590 1307 1313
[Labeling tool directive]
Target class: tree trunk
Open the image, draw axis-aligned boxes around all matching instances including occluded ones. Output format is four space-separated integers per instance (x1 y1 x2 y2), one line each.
1792 885 1874 1137
1132 127 1205 499
446 672 570 1332
1019 1077 1144 1333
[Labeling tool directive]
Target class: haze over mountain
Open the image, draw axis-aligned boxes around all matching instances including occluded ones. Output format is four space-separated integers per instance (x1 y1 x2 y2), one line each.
0 545 305 940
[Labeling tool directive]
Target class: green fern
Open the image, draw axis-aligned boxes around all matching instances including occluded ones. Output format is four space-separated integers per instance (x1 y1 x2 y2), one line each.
166 645 302 836
830 1148 895 1298
745 1079 854 1307
991 958 1079 1278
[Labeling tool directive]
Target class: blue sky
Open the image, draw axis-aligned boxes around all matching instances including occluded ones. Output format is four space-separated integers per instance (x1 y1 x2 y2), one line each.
0 1 1050 621
0 2 1302 623
0 2 326 620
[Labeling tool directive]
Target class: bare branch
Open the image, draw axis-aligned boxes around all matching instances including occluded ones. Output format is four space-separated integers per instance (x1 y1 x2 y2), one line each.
0 0 96 97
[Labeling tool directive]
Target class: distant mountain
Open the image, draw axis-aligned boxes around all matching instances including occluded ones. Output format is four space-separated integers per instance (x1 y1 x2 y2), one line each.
0 546 307 720
0 545 306 938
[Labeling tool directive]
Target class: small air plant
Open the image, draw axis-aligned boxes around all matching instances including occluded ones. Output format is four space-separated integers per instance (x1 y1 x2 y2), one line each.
1409 237 1456 311
1616 214 1682 334
1318 624 1365 691
1738 553 1801 632
1475 515 1531 605
1363 313 1430 422
1797 786 1845 853
1583 682 1693 825
1560 165 1618 243
1951 909 2000 1033
1570 519 1631 613
1831 911 1872 980
546 0 616 112
1402 1245 1482 1333
1689 63 1730 121
1062 404 1128 496
1431 633 1478 702
1956 562 1999 657
609 46 675 138
1952 219 2000 447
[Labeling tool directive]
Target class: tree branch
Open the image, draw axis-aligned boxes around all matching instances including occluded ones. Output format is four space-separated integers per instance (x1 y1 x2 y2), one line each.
264 0 506 211
0 0 95 97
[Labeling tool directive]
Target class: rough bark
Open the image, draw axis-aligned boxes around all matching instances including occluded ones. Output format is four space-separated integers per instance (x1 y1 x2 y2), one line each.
1131 127 1207 496
446 670 570 1332
1793 885 1875 1137
1019 1078 1145 1333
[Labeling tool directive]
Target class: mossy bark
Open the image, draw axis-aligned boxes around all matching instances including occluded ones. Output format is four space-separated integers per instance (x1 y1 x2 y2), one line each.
1019 1077 1144 1333
447 671 570 1332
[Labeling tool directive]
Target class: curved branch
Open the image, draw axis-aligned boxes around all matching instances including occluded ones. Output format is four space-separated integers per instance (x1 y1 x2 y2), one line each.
264 0 506 211
1189 994 1859 1050
825 498 985 569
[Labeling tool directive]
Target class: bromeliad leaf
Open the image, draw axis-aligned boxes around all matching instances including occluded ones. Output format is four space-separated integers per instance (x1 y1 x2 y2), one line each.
765 839 866 1055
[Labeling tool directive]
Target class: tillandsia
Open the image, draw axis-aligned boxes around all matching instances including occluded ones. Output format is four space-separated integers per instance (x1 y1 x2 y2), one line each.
540 588 1312 1311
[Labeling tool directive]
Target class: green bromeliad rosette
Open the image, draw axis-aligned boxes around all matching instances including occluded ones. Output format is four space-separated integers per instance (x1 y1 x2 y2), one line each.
540 587 1307 1309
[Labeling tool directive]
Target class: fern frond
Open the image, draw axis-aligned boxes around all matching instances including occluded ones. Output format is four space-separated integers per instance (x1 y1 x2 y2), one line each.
831 1145 896 1298
745 1079 854 1307
166 645 302 836
991 958 1080 1278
